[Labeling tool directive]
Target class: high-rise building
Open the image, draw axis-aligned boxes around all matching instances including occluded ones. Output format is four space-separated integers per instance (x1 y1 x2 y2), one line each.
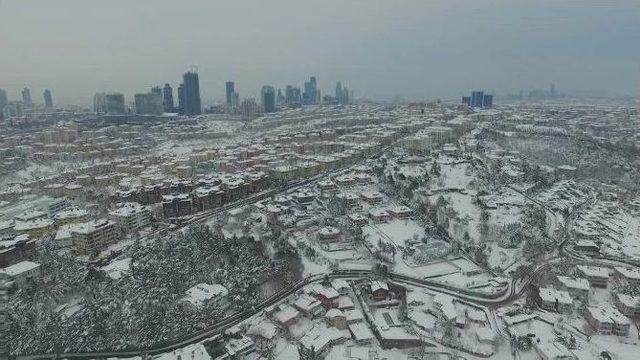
2 102 23 119
134 91 163 115
106 93 126 114
182 71 201 116
239 98 259 119
463 91 493 108
277 88 285 105
94 93 106 113
471 91 484 108
163 83 174 113
21 87 32 108
0 89 8 118
94 93 126 114
43 89 53 108
225 81 235 106
261 86 276 113
151 86 162 95
549 83 557 98
231 92 239 109
335 82 350 105
177 84 185 114
482 94 493 108
285 85 302 105
303 76 319 105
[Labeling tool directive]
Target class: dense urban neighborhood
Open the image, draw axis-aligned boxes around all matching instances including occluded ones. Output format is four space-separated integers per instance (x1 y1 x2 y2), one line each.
1 94 640 360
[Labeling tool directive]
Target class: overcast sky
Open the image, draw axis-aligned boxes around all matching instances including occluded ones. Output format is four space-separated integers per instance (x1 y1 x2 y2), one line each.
1 0 639 106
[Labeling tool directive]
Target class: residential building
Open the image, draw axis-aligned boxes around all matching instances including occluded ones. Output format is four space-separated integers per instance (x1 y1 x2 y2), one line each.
109 202 152 232
615 293 640 318
556 276 589 302
71 219 117 255
0 260 41 289
614 267 640 287
537 287 573 313
577 265 609 288
585 305 630 336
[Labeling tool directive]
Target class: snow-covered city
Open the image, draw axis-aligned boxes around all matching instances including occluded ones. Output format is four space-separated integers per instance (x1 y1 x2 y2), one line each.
1 1 640 359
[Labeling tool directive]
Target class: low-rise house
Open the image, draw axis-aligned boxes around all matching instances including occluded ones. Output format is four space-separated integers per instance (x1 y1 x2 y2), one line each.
325 308 347 330
293 293 324 318
183 283 228 309
316 286 340 309
370 281 389 301
299 323 349 354
273 305 300 327
331 279 350 295
348 322 374 344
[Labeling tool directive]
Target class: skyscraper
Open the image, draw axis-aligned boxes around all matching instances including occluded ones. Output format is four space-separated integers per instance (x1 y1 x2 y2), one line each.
151 86 162 95
163 84 174 113
182 71 201 116
225 81 235 106
463 91 493 108
2 102 23 119
177 84 185 114
335 82 349 105
261 86 276 113
482 94 493 108
285 85 302 105
43 89 53 108
21 87 32 108
277 88 285 105
303 76 318 105
471 91 484 108
0 89 8 116
95 93 126 114
134 91 163 115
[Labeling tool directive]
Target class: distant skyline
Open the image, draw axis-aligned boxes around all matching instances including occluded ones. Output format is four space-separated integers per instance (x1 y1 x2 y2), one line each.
0 0 639 106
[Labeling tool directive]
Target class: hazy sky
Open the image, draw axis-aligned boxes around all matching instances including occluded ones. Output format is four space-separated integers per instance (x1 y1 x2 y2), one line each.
1 0 639 106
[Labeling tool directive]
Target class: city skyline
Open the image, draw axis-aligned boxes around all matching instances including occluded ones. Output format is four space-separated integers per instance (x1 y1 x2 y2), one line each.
0 0 638 105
